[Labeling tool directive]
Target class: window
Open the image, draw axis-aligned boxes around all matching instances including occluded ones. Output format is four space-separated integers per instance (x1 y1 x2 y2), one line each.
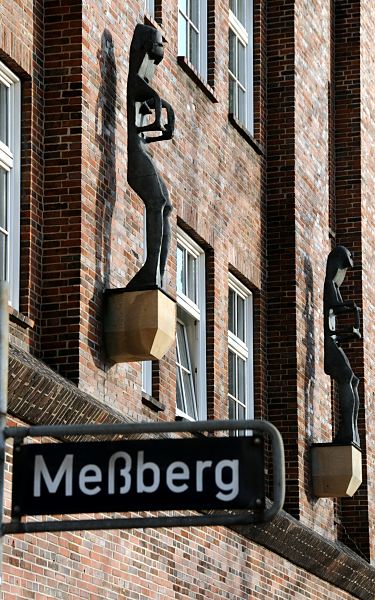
228 0 253 132
141 360 152 396
0 62 20 309
176 229 206 420
228 274 253 432
145 0 155 17
178 0 207 78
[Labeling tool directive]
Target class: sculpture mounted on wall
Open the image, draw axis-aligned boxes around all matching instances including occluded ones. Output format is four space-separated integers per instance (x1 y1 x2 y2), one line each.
323 246 361 447
126 24 175 291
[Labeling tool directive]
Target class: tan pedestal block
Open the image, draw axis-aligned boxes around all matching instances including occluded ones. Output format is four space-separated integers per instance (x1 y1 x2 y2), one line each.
104 288 176 362
311 443 362 498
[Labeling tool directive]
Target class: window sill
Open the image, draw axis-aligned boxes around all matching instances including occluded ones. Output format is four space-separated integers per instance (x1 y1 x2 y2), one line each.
142 392 165 412
228 114 265 156
9 306 35 329
177 56 218 103
144 13 162 28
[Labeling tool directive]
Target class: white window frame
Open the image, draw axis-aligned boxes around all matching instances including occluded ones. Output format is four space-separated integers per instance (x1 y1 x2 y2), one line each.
178 0 207 79
228 273 254 429
176 228 206 421
145 0 155 18
0 62 21 310
228 0 254 133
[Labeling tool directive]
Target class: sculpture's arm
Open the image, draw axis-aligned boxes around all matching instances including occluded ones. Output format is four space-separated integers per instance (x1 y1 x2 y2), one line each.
134 80 163 133
329 301 361 341
143 98 175 143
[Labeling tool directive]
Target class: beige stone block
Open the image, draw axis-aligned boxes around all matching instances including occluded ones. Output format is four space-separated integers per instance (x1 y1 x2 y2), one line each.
104 288 176 362
311 443 362 498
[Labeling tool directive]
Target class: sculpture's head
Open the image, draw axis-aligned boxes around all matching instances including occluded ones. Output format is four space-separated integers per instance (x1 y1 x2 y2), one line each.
130 24 164 66
325 245 353 287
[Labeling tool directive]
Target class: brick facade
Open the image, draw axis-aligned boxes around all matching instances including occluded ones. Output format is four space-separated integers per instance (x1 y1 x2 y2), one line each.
1 0 375 598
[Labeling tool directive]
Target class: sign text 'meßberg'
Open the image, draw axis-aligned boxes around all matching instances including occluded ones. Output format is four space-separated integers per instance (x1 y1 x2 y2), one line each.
11 437 264 517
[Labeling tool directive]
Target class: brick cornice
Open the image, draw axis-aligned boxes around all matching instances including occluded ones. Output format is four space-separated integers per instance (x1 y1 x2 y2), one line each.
235 508 375 600
8 344 126 432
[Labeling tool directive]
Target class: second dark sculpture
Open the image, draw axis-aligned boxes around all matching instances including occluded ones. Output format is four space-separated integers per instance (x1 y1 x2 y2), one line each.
323 246 361 447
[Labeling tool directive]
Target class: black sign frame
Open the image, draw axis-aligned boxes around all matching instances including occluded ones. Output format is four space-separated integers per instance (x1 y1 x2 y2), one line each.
1 419 285 535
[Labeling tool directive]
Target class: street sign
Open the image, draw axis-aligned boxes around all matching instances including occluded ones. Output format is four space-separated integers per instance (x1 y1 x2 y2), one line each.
11 436 265 517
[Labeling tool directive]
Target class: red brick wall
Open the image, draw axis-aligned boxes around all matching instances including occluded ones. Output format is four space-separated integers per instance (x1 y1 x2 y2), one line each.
1 0 375 596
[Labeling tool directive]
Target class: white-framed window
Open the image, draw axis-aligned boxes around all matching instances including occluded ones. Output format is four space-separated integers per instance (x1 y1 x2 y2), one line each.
176 229 206 420
141 360 152 396
145 0 155 17
228 0 253 133
178 0 207 78
228 273 254 433
0 62 20 310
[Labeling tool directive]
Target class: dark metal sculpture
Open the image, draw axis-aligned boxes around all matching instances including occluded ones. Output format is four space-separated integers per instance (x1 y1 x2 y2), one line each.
323 246 361 446
126 24 175 291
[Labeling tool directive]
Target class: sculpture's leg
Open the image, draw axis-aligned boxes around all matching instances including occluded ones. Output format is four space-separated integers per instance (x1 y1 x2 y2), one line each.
126 204 164 291
159 184 172 288
334 374 357 445
352 375 360 446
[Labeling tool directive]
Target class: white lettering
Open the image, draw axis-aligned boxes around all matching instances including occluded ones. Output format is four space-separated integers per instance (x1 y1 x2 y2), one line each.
215 459 239 502
34 454 73 497
79 464 102 495
166 461 189 493
108 452 132 494
136 451 160 493
196 460 212 492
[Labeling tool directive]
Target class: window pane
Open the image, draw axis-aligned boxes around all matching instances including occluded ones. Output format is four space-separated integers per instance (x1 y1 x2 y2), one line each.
229 77 236 115
238 87 246 124
177 322 189 368
0 169 7 230
237 0 246 26
237 295 245 341
145 0 155 16
0 232 6 281
177 244 185 295
0 83 8 146
229 288 235 334
189 26 199 69
176 368 184 412
190 0 199 28
238 41 246 86
229 30 236 75
228 350 236 396
179 0 188 15
238 403 246 420
183 370 197 419
238 356 246 403
178 14 188 56
229 396 236 420
187 252 196 303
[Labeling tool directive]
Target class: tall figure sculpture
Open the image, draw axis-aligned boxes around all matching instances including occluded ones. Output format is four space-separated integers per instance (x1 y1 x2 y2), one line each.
126 24 175 291
324 246 361 446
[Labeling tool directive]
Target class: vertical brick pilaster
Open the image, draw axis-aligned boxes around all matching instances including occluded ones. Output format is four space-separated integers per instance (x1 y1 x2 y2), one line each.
41 0 83 382
266 0 299 517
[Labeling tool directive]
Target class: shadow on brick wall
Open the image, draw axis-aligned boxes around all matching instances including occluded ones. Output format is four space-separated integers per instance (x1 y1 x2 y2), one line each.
90 29 117 369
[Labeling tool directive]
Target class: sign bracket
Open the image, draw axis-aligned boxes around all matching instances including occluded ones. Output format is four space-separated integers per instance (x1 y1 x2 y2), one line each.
1 419 285 535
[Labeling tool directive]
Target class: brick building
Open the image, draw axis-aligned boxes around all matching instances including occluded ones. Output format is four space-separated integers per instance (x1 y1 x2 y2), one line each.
1 0 375 598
